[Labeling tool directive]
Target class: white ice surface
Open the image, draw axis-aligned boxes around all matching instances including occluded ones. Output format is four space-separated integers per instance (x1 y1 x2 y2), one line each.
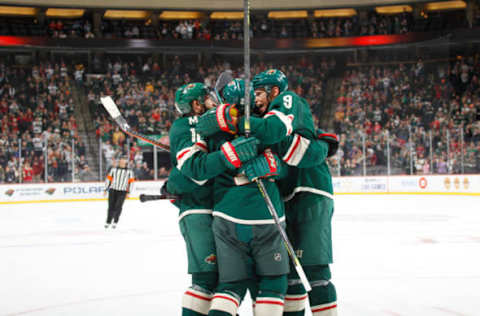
1 195 479 316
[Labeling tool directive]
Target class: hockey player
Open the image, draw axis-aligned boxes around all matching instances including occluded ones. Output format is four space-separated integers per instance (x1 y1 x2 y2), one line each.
216 77 332 171
207 78 338 316
174 83 291 316
167 83 258 316
196 70 338 316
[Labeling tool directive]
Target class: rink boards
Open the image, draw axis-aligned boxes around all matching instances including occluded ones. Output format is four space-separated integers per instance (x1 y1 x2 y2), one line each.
1 174 479 204
333 174 480 195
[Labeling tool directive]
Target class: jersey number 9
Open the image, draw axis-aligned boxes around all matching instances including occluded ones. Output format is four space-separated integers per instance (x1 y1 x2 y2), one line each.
283 95 293 109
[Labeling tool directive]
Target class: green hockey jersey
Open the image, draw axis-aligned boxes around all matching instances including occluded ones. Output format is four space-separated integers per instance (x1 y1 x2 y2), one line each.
274 135 334 201
240 91 334 201
170 116 230 183
172 116 285 224
168 116 213 218
240 91 316 145
208 132 285 225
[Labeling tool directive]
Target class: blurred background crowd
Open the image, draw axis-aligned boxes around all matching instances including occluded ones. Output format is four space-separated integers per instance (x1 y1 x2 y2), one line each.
0 9 477 40
1 52 478 183
0 2 479 183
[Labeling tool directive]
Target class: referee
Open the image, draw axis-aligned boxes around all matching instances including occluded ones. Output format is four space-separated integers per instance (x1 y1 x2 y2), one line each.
104 156 135 229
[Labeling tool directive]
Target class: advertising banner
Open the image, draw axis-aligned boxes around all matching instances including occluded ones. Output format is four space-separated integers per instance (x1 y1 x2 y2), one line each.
389 175 480 194
0 182 105 203
0 180 165 204
1 176 478 204
333 176 388 194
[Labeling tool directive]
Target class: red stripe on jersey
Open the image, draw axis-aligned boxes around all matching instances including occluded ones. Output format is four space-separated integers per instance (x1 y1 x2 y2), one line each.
285 295 308 301
256 300 284 306
284 135 301 163
185 291 212 302
177 148 191 160
213 295 239 307
195 142 208 151
318 133 338 141
287 114 294 135
312 304 337 313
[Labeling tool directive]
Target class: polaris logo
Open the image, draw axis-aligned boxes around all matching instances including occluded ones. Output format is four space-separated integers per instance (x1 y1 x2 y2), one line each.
64 186 104 194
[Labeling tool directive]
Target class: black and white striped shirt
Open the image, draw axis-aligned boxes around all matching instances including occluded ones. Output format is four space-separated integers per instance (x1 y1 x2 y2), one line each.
105 167 135 192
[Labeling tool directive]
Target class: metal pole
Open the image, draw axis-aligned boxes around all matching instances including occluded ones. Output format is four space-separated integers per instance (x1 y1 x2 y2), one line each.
362 132 366 176
44 138 48 183
71 138 75 182
337 149 341 177
408 126 413 175
386 131 391 176
99 139 103 180
460 127 464 174
429 130 433 174
243 0 311 292
153 144 158 180
243 0 251 136
18 138 22 184
18 140 22 183
446 129 450 174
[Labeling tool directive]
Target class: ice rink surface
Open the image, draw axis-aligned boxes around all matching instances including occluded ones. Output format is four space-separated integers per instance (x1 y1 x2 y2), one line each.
1 194 479 316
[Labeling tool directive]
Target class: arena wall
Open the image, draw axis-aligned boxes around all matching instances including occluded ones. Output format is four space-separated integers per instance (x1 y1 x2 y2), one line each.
1 175 479 204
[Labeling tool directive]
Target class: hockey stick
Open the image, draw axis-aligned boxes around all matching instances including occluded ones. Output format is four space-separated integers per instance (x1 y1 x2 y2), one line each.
213 71 234 104
139 193 178 202
242 0 311 292
100 96 170 151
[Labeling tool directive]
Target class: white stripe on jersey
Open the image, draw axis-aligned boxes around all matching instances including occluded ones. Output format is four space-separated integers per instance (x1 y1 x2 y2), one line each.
176 142 209 184
282 134 311 166
212 211 285 225
283 186 334 202
176 146 202 170
264 110 294 136
178 209 213 222
106 168 134 192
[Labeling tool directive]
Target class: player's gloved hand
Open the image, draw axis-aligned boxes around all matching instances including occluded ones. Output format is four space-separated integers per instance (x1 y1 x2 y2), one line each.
196 103 239 137
317 129 339 157
220 136 258 169
239 148 283 182
160 181 169 195
163 180 181 201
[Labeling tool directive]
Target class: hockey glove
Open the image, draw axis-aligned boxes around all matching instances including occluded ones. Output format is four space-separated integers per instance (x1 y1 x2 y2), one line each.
196 103 239 137
240 149 283 182
162 180 181 200
220 136 258 169
317 129 339 157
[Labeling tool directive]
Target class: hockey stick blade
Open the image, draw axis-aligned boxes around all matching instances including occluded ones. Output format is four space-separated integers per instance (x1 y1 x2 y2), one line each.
100 96 170 151
139 194 178 202
215 71 234 93
213 71 234 103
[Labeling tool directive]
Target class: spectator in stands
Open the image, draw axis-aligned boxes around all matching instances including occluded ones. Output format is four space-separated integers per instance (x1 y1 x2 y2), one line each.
5 165 16 183
22 161 33 182
78 164 95 182
32 155 43 182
